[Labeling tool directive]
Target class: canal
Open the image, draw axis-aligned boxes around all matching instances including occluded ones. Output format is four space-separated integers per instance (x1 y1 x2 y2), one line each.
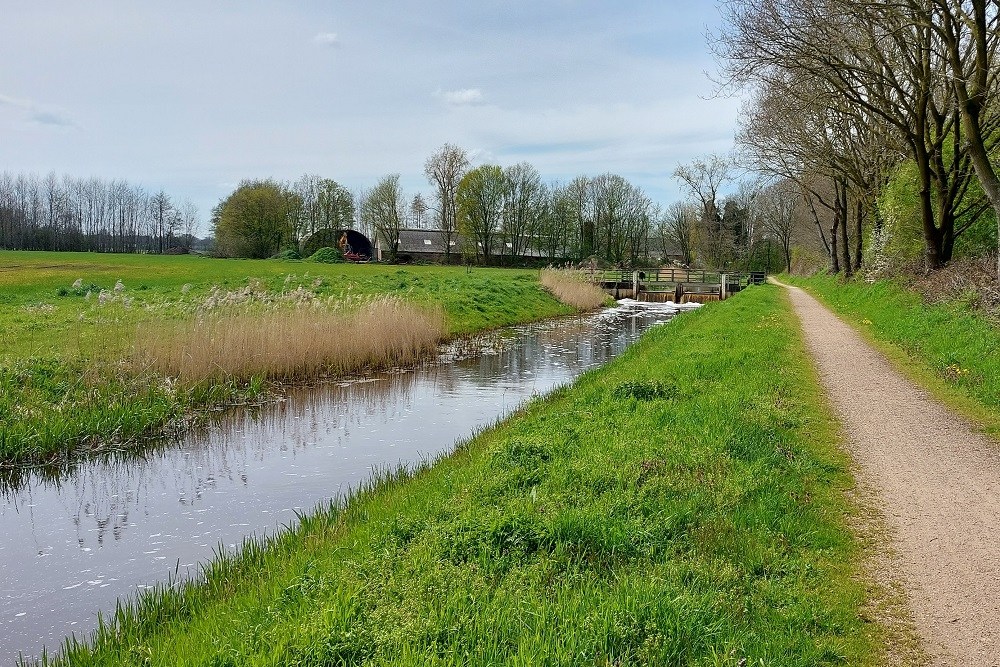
1 299 694 661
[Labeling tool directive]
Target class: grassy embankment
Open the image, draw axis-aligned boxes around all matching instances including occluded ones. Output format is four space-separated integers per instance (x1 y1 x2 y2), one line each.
45 285 889 666
0 252 591 466
785 274 1000 436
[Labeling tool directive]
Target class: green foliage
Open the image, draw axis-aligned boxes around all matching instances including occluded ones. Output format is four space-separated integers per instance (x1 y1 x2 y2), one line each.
457 165 505 264
212 180 304 259
874 161 925 268
45 287 883 666
307 247 344 264
954 208 998 258
270 248 301 261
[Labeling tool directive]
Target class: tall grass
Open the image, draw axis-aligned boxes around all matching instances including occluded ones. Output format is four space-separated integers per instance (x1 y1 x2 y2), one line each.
134 296 445 383
539 267 611 310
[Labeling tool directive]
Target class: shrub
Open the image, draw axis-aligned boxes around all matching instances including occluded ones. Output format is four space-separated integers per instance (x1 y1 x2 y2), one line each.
308 247 345 264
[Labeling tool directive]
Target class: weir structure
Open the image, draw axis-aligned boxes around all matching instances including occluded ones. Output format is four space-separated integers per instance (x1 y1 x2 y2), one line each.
591 268 766 303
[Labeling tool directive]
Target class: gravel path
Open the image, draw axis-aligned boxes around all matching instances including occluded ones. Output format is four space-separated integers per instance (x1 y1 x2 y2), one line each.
780 283 1000 666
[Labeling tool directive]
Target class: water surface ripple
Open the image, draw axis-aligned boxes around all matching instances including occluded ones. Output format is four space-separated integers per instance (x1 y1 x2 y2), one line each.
1 300 689 661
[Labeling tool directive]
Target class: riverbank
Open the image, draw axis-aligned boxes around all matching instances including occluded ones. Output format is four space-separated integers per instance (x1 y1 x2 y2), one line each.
784 274 1000 436
47 285 891 666
0 252 581 467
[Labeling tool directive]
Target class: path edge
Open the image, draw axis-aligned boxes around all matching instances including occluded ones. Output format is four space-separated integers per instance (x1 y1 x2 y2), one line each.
773 281 931 666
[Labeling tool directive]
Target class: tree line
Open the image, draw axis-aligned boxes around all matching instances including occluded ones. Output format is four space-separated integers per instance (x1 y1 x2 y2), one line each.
0 172 200 253
291 144 783 270
715 0 1000 277
365 146 663 266
211 145 693 267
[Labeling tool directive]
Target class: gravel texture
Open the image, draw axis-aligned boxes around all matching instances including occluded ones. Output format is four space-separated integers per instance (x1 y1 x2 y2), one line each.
781 283 1000 666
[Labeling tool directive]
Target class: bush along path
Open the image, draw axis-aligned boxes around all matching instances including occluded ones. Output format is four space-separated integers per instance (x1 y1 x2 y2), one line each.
779 280 1000 666
47 286 891 666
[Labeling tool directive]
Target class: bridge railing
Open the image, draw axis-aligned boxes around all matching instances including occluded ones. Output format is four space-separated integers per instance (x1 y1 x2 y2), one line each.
589 268 767 292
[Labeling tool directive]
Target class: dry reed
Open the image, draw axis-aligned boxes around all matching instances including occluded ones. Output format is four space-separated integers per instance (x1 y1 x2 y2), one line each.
133 295 445 384
539 268 610 311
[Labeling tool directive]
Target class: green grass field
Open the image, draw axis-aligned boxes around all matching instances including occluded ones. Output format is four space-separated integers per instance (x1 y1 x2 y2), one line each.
0 251 574 465
785 274 1000 436
0 251 572 357
45 286 889 666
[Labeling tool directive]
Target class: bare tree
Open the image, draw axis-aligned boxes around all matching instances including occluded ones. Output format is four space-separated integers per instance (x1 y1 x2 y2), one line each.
756 180 800 273
659 201 698 266
674 155 733 269
410 193 429 229
590 174 652 266
361 175 406 263
717 0 992 270
424 143 470 262
501 162 546 264
925 0 1000 276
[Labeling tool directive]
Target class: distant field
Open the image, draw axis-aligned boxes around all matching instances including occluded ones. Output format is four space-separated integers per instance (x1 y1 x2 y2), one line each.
0 251 576 465
0 251 572 359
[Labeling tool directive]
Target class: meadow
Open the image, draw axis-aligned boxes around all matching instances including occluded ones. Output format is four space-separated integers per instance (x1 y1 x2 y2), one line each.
0 251 592 465
785 274 1000 436
40 285 893 666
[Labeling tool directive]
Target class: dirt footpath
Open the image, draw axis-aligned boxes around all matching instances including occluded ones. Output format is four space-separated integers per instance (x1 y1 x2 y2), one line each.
780 283 1000 666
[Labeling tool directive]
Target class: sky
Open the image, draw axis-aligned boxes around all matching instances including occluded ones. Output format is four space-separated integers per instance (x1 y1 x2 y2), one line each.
0 1 741 234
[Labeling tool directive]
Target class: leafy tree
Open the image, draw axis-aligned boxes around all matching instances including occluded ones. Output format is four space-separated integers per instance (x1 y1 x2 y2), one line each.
295 175 355 241
457 165 505 264
212 179 303 258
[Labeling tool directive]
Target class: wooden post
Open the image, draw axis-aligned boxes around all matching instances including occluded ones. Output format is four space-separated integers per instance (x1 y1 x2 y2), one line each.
632 271 639 299
721 274 727 300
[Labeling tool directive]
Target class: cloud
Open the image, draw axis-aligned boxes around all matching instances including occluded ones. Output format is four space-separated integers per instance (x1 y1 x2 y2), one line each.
439 88 484 106
313 32 340 47
0 93 77 128
29 110 76 127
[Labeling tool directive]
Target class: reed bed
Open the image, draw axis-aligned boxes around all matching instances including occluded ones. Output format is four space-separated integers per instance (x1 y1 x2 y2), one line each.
539 267 610 310
133 295 445 384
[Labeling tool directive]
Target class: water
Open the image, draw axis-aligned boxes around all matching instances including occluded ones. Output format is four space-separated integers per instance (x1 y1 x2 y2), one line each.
0 300 695 661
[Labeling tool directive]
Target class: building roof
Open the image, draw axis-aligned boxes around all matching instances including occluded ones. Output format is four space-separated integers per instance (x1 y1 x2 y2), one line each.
397 229 463 254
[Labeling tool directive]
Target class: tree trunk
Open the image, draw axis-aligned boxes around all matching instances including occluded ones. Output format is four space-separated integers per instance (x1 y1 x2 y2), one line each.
854 199 864 271
838 181 852 278
914 140 944 270
830 212 840 274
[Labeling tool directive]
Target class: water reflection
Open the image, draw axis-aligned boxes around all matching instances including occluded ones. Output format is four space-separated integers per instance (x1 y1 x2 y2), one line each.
0 300 692 661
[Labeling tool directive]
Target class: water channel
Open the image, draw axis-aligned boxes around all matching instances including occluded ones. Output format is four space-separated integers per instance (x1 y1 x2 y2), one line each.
1 300 694 661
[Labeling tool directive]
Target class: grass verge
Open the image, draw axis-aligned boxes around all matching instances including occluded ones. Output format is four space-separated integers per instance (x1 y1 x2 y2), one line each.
784 274 1000 437
41 285 888 666
1 252 574 466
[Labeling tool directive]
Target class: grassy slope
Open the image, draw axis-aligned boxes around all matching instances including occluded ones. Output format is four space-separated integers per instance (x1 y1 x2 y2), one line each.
50 286 884 666
785 274 1000 436
0 251 573 465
